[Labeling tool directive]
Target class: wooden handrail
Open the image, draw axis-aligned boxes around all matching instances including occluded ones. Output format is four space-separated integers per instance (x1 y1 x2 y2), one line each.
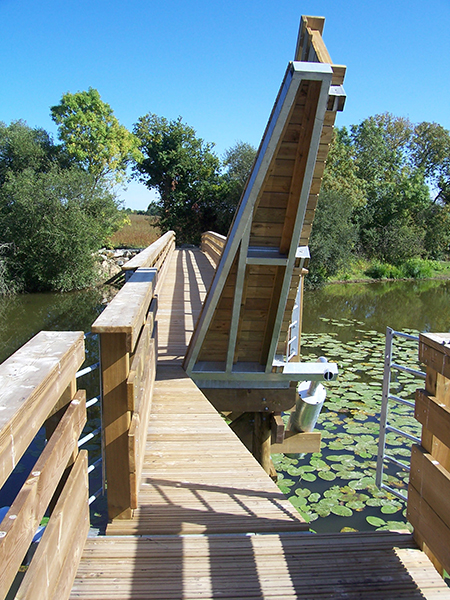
0 331 84 488
407 332 450 576
201 231 226 267
0 331 87 600
122 230 175 272
92 232 175 519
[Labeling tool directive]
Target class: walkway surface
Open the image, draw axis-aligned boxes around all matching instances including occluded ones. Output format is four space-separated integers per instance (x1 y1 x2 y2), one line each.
107 249 306 536
70 249 450 599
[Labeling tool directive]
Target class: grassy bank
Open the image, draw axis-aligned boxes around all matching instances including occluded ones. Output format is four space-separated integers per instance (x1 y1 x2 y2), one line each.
330 258 450 284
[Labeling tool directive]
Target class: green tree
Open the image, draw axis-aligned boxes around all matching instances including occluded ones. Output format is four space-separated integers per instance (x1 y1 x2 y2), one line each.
308 188 358 286
0 120 63 185
0 121 124 293
0 167 120 292
218 141 257 233
306 129 363 285
133 114 223 244
410 121 450 204
350 114 432 263
321 127 365 206
51 88 141 186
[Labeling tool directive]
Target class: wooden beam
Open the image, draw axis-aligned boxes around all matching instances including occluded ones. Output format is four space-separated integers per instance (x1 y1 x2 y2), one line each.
0 331 84 490
92 268 157 353
0 392 86 599
201 386 297 413
122 230 175 272
128 327 156 509
99 332 132 520
229 412 253 452
409 445 450 530
253 412 272 473
419 333 450 380
271 413 285 444
271 430 321 454
415 389 450 448
407 484 450 576
17 450 89 600
279 80 322 254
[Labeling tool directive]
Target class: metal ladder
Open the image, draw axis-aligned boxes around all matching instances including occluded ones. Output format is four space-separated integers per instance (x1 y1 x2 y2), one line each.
375 327 425 501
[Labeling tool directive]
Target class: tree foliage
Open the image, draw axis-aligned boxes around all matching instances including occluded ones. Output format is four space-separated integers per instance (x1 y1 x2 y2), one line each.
308 114 450 282
410 121 450 204
218 141 257 232
133 114 224 244
0 120 123 293
51 88 141 186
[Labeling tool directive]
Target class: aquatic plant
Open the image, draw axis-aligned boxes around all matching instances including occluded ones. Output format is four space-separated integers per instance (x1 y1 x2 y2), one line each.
276 317 421 533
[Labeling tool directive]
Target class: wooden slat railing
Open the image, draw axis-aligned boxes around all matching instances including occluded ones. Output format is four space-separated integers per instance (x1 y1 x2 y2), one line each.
122 230 175 276
407 332 450 577
92 233 175 520
0 331 88 600
201 231 226 267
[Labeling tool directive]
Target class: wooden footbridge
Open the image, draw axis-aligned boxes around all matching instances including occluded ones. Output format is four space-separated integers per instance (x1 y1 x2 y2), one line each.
1 16 450 600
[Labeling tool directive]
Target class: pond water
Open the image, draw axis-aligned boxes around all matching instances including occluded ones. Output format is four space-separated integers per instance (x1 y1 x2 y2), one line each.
1 278 450 533
0 288 110 525
275 278 450 533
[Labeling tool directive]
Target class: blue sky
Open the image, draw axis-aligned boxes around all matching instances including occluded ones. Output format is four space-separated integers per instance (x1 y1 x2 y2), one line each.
1 0 450 210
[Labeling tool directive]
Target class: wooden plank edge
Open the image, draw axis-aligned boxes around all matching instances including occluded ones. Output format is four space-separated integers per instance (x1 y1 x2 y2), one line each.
271 430 321 454
407 483 450 576
17 451 89 600
0 392 86 599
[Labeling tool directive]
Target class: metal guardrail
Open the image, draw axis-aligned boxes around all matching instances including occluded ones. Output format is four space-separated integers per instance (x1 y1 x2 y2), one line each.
376 327 425 501
76 333 104 506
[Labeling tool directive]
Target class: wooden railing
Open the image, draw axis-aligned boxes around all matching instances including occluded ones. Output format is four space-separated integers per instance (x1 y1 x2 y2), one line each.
92 231 175 520
201 231 226 267
0 331 87 600
122 230 175 277
407 332 450 576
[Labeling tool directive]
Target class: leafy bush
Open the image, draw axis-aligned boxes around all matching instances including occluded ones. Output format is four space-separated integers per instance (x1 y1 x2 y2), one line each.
364 262 403 279
401 259 434 279
0 121 124 294
365 259 436 280
0 167 122 292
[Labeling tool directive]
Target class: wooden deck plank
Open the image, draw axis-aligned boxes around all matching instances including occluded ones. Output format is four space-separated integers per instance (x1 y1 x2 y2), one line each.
71 249 450 598
156 249 215 364
71 532 450 599
106 364 307 536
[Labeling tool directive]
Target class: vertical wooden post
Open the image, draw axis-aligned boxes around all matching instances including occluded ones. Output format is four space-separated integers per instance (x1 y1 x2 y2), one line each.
253 412 272 474
46 377 78 514
411 334 450 575
100 332 132 520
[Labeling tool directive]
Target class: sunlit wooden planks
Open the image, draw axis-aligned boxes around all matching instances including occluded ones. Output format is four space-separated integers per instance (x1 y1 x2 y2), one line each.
122 230 175 272
156 248 215 363
106 364 307 536
408 332 450 576
71 531 450 599
92 268 157 353
0 330 84 490
1 394 87 600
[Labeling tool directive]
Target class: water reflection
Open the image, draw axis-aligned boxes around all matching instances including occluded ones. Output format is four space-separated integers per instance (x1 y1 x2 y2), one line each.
303 279 450 339
0 287 113 363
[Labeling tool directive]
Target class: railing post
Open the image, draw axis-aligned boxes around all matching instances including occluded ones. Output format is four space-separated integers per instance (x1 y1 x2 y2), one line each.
407 333 450 577
99 332 132 520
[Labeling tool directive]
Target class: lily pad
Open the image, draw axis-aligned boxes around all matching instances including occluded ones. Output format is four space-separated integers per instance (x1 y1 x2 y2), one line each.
380 502 402 514
366 516 386 527
331 505 353 517
318 470 336 481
